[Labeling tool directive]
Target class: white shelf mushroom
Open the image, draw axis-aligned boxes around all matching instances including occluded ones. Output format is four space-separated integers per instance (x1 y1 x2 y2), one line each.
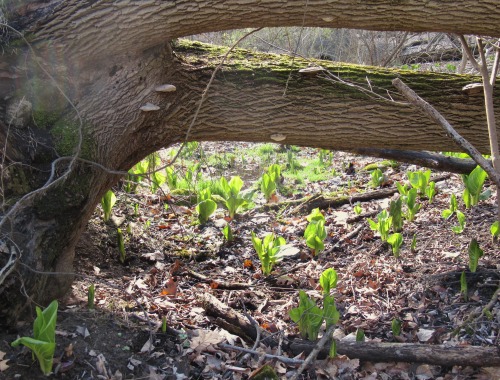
140 103 160 112
154 84 177 93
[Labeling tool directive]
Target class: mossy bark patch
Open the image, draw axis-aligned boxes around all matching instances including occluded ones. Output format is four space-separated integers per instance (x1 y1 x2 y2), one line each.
174 39 486 101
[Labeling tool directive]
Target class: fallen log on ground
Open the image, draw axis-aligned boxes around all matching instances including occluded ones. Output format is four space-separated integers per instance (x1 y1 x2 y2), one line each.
291 174 450 214
199 293 500 367
348 148 480 174
262 174 450 214
290 340 500 368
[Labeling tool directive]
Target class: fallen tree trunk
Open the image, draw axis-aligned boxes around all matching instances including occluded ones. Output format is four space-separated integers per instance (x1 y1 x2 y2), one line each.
199 293 500 367
348 148 480 174
264 174 449 214
289 340 500 368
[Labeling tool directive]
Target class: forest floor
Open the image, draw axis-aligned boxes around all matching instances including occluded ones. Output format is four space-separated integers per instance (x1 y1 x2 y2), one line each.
1 142 500 380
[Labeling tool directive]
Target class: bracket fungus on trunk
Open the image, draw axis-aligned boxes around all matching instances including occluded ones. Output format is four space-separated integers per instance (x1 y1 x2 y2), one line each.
140 103 161 112
154 84 177 93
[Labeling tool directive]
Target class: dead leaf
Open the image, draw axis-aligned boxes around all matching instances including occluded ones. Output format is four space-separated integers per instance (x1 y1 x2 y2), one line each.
0 359 9 372
140 337 154 353
210 281 219 289
275 244 300 258
276 275 296 286
416 328 435 343
170 259 183 275
142 251 163 261
269 193 279 203
190 329 226 353
148 366 167 380
65 343 74 357
95 354 108 377
76 326 90 338
243 259 254 269
160 278 177 297
110 369 123 380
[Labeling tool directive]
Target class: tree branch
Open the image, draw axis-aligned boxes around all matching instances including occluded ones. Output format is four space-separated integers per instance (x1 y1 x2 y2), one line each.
392 78 500 187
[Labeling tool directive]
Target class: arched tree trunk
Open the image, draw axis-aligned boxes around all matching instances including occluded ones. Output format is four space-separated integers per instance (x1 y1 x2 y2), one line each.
1 0 500 324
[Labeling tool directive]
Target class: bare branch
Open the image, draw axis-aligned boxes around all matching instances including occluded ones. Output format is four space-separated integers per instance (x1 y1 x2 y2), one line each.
392 78 500 187
458 35 481 73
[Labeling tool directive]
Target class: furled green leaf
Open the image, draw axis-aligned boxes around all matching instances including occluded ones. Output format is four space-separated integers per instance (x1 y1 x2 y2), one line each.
389 198 403 232
225 197 246 218
196 199 217 224
410 234 417 252
468 238 483 273
228 176 244 196
289 290 323 341
323 295 340 329
306 208 325 223
261 173 276 202
460 271 468 301
101 190 117 222
11 337 55 375
462 166 488 207
356 329 365 342
452 211 466 234
320 268 338 295
425 181 436 202
491 221 500 238
391 318 401 337
329 340 337 358
396 182 409 196
387 233 403 257
222 224 233 242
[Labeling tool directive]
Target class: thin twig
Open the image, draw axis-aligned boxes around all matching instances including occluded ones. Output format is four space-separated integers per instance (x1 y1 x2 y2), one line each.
219 343 304 366
452 281 500 336
290 324 336 380
458 35 481 73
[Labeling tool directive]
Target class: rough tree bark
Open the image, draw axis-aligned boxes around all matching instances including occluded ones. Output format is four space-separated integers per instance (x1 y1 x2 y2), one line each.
1 0 500 324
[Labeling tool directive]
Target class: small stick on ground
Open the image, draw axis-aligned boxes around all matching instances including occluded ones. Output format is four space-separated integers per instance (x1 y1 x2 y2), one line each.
219 343 304 366
290 325 336 380
452 281 500 336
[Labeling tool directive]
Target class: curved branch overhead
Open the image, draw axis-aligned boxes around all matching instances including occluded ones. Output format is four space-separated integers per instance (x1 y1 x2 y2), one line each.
3 0 500 61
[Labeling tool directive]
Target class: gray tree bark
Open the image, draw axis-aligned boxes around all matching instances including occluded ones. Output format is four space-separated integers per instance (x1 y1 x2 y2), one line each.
1 0 500 324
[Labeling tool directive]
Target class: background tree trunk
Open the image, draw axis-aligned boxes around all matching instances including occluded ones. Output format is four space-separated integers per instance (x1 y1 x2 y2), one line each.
1 0 500 324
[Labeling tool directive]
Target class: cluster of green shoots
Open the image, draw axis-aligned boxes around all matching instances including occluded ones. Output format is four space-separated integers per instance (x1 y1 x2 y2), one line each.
367 169 438 257
195 176 254 224
441 166 490 235
289 268 340 351
260 164 281 203
304 208 327 256
368 205 403 257
370 168 386 188
251 232 286 275
11 300 59 375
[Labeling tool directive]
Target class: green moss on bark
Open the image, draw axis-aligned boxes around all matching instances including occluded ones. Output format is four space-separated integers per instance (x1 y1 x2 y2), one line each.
50 119 96 159
174 39 486 101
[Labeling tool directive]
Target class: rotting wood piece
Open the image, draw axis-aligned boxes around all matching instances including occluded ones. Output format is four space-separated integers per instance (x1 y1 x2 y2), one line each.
198 293 276 346
283 174 450 214
289 340 500 367
200 292 500 367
